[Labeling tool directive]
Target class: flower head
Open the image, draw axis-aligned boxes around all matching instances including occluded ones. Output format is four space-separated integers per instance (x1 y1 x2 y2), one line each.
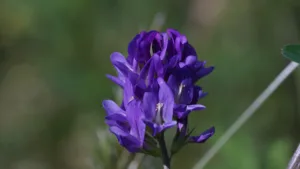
103 29 215 155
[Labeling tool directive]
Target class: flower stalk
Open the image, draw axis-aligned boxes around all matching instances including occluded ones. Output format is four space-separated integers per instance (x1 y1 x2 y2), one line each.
158 132 171 169
287 143 300 169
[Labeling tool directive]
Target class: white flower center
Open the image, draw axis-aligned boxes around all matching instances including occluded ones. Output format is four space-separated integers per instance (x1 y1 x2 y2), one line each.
155 103 164 124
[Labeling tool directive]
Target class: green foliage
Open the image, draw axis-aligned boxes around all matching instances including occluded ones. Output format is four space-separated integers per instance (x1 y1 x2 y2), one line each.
217 134 259 169
282 44 300 63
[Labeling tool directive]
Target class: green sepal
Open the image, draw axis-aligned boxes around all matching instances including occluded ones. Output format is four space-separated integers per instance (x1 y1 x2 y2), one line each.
170 128 195 156
140 131 161 157
140 147 161 157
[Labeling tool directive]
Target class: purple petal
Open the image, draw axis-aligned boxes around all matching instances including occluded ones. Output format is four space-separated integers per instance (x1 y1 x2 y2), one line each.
106 115 130 133
126 100 146 147
143 120 159 136
110 52 130 68
178 78 193 104
166 39 175 59
179 62 186 68
185 55 197 66
167 29 187 58
144 120 176 136
167 29 181 42
191 86 207 104
128 34 141 62
174 111 185 119
110 52 133 75
147 60 155 86
174 104 205 119
201 93 208 100
193 61 205 71
105 113 127 123
175 37 182 54
174 104 186 112
160 33 169 60
158 78 174 122
173 104 205 119
177 118 188 135
137 31 159 62
140 58 152 80
195 66 214 81
102 100 125 115
173 104 186 119
109 126 141 152
123 79 134 109
162 121 177 131
153 54 164 77
186 104 206 111
128 72 146 100
189 127 215 143
168 54 181 68
106 74 124 87
140 58 155 86
199 90 208 99
133 82 146 100
109 126 129 136
167 75 179 97
132 58 139 72
118 135 142 152
183 43 197 57
143 92 158 120
180 35 187 44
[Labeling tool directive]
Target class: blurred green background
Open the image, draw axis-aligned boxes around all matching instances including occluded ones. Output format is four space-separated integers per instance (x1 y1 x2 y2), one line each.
0 0 300 169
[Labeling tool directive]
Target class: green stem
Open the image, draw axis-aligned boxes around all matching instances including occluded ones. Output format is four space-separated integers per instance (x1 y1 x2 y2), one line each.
287 143 300 169
158 132 171 169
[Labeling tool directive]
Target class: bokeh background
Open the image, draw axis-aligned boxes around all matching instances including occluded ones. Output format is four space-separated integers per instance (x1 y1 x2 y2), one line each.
0 0 300 169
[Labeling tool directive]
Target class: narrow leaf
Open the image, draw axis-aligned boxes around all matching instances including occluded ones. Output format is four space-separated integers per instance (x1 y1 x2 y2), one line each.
282 44 300 63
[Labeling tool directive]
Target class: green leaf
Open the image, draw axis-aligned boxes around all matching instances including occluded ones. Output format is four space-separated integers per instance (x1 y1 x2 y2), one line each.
282 44 300 63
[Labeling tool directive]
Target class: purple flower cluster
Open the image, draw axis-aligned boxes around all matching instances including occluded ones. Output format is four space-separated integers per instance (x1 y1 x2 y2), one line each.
102 29 215 155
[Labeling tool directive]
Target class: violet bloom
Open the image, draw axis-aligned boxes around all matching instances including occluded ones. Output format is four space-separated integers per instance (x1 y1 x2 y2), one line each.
102 29 215 156
102 79 145 152
143 78 177 136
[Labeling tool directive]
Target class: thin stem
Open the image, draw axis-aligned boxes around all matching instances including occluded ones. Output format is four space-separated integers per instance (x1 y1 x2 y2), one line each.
192 61 299 169
158 132 171 169
287 143 300 169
